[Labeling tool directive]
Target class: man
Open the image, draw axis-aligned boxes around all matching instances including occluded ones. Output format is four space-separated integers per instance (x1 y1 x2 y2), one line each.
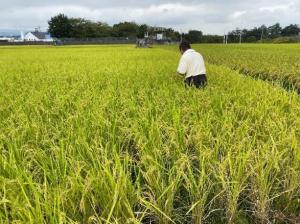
177 41 207 88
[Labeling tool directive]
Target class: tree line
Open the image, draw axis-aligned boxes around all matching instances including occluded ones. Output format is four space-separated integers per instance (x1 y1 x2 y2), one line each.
48 14 180 40
185 23 300 43
47 14 223 43
48 14 299 43
227 23 300 43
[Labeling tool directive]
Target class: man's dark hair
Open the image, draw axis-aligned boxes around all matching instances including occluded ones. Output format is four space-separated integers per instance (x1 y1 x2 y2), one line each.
179 41 191 51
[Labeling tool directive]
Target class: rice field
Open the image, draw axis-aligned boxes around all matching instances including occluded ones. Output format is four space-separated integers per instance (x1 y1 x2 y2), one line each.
192 44 300 91
0 45 300 224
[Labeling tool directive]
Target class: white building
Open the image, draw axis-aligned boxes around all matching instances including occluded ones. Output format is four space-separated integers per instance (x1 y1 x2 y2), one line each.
24 31 53 42
0 37 14 42
156 33 164 40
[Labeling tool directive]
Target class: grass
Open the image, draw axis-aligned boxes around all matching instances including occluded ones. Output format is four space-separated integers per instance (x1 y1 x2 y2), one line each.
0 45 300 223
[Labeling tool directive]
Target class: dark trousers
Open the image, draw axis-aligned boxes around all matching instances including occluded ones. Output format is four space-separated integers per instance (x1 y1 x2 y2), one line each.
185 74 207 88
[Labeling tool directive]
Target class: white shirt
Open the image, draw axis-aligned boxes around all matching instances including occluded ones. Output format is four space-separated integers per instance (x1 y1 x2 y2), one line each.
177 49 206 78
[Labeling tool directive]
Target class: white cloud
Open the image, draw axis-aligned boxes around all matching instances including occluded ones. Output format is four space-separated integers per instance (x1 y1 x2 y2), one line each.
0 3 213 31
259 4 291 12
231 11 247 19
0 0 299 34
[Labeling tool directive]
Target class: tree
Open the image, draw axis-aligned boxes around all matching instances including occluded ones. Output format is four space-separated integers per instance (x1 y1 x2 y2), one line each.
228 28 242 43
48 14 72 38
241 26 265 42
94 22 113 37
259 25 268 40
281 24 300 36
165 28 181 41
69 18 89 38
69 18 112 38
137 24 148 39
267 23 282 39
201 35 223 43
185 30 203 43
112 22 139 37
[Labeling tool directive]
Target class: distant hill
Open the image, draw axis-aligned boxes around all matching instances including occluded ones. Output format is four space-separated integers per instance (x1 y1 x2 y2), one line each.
0 29 20 37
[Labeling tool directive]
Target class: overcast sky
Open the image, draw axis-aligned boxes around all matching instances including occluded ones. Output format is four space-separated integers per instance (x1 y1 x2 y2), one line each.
0 0 299 34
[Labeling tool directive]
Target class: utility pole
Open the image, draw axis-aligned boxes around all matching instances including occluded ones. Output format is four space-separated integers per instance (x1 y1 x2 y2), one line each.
261 28 264 41
179 28 183 42
223 28 228 44
239 33 242 44
224 35 228 44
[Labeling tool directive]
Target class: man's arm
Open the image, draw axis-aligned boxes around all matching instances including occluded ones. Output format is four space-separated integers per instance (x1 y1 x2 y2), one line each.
177 56 187 76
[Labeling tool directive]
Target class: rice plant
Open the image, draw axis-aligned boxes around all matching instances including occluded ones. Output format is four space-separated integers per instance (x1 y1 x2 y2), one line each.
0 45 299 223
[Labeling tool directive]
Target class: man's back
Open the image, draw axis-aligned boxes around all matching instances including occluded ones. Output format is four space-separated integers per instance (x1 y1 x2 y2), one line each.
177 49 206 79
177 41 207 88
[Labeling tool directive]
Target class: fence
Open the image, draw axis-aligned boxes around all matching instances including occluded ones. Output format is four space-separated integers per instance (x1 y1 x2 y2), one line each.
0 37 137 46
58 37 137 45
0 41 53 46
0 37 180 46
